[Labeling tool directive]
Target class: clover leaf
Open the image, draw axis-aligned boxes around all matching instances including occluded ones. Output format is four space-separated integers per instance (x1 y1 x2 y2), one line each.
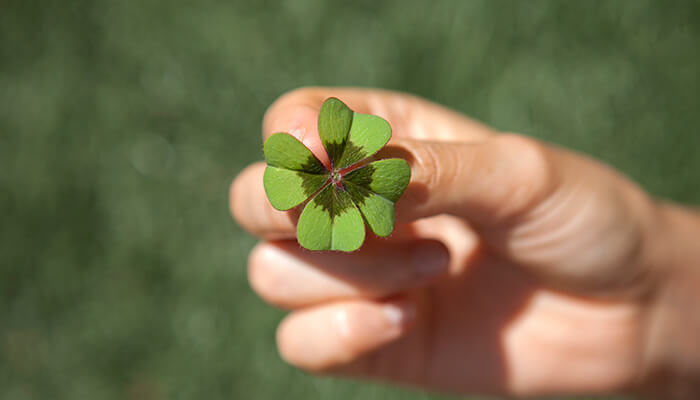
262 97 411 252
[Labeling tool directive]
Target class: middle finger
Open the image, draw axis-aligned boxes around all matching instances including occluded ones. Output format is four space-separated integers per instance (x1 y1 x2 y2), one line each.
248 239 449 309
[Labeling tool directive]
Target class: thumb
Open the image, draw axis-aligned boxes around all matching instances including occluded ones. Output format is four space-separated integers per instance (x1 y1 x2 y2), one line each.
389 134 561 226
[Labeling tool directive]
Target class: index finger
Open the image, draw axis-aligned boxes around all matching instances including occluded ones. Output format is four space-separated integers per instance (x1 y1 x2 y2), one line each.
232 132 561 239
232 88 499 239
262 87 496 166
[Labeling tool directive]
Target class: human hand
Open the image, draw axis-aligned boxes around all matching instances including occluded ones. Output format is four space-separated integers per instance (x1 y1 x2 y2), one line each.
230 88 696 398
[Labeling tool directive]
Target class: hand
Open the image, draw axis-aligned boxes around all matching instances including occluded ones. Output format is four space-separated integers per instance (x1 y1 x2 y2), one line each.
230 88 687 397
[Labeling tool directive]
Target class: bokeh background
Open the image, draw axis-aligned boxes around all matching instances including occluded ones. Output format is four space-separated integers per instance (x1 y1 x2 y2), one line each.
2 1 699 399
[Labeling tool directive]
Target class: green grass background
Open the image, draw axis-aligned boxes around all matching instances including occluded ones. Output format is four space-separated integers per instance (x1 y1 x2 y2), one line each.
1 1 699 399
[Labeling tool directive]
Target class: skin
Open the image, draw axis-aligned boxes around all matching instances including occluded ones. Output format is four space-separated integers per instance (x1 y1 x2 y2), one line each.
230 88 700 398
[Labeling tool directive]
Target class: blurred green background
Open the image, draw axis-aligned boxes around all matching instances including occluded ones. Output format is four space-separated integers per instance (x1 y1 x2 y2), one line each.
1 1 699 399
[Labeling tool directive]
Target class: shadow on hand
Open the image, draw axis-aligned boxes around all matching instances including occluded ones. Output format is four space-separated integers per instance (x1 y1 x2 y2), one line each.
266 226 537 396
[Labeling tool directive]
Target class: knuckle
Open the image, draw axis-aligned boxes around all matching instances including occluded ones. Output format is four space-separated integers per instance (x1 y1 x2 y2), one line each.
412 141 443 192
490 133 558 213
492 134 551 175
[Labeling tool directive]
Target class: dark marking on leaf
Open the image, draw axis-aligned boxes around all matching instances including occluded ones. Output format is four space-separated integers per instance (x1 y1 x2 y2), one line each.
324 140 367 169
297 153 330 197
313 184 355 219
344 181 372 208
338 140 368 169
298 171 330 197
343 163 376 188
323 140 344 169
325 139 346 167
300 153 327 174
319 98 352 164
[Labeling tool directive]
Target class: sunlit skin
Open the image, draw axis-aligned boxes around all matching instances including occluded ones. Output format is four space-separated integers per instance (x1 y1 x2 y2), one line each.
230 88 700 398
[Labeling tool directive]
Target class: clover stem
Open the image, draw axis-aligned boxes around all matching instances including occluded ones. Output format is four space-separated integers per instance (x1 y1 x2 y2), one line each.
331 169 344 189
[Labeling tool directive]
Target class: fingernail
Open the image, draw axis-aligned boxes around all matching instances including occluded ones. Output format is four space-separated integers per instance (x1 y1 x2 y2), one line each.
411 242 449 276
383 302 414 326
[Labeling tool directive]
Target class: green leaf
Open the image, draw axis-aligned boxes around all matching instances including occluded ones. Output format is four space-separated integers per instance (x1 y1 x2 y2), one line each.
263 133 329 210
337 113 392 170
343 159 411 237
318 97 353 168
262 98 410 252
344 182 395 236
263 166 329 211
264 132 326 174
297 184 365 251
344 158 411 202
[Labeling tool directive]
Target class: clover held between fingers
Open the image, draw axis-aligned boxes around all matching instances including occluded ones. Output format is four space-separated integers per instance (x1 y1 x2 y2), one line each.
263 97 411 252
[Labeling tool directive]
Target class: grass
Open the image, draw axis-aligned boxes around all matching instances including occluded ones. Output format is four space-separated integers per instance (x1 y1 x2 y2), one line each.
1 1 699 399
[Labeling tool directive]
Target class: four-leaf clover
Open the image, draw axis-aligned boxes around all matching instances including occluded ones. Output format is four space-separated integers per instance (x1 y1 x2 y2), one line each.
262 97 411 252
